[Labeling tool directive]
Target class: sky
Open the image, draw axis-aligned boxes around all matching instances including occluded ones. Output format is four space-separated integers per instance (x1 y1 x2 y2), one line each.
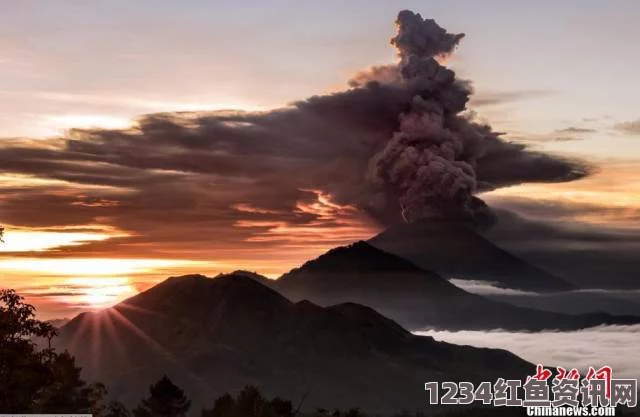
1 0 639 318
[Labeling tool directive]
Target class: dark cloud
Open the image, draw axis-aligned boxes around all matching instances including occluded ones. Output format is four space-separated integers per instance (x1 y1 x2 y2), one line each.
614 119 640 135
473 141 588 190
0 10 590 260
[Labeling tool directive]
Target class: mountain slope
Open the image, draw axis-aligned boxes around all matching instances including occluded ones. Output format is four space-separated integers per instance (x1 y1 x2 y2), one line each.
369 219 573 292
273 242 639 331
56 274 532 414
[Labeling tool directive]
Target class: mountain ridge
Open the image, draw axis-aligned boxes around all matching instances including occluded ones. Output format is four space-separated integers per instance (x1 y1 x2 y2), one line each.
271 241 640 331
56 273 533 414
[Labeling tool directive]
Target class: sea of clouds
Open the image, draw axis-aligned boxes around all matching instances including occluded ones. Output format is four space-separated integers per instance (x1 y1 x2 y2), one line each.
415 324 640 379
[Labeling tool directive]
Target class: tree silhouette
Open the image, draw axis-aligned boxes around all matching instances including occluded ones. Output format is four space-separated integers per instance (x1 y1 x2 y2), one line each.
311 408 368 417
0 289 112 413
201 393 235 417
201 386 294 417
134 375 191 417
269 397 293 417
32 352 106 413
105 400 132 417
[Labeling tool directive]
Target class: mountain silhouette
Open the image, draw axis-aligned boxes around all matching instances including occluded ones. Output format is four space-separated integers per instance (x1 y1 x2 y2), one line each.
369 219 573 292
273 241 639 331
56 273 532 414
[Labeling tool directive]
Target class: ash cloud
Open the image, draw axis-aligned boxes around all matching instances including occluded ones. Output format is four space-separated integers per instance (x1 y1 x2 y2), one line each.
391 10 465 60
0 10 590 257
361 10 588 222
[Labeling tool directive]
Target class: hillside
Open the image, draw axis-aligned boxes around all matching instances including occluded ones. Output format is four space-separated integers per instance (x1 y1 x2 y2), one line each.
56 273 532 414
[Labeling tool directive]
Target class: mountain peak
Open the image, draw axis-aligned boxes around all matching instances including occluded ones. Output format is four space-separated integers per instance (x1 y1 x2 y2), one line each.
370 218 574 291
118 272 292 323
275 240 463 303
281 240 429 277
226 270 273 285
273 237 634 331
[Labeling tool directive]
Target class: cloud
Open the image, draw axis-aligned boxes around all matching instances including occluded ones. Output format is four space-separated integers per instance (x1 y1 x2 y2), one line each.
416 324 640 379
483 161 640 227
480 288 640 317
614 119 640 135
449 278 640 316
485 197 640 227
551 136 583 142
448 279 540 296
534 126 597 143
469 90 552 107
506 126 597 144
556 127 597 134
0 10 589 270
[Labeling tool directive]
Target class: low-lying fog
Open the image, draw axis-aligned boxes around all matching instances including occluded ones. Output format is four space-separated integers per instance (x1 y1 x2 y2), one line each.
415 324 640 379
449 279 640 316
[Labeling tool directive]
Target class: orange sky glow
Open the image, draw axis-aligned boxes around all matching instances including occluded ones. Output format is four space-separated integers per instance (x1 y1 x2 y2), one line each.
2 163 638 319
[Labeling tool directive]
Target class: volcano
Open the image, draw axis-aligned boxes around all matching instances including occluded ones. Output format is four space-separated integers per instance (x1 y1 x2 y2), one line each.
369 219 574 292
273 241 638 331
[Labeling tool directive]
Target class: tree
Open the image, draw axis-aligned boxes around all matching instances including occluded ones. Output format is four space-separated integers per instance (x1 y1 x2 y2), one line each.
134 375 191 417
0 289 109 413
32 352 106 413
269 397 293 417
311 409 368 417
104 400 132 417
234 386 270 417
201 386 294 417
201 393 235 417
0 289 57 411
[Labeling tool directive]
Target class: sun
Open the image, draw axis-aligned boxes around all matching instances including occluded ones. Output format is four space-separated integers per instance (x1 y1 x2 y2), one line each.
66 277 138 309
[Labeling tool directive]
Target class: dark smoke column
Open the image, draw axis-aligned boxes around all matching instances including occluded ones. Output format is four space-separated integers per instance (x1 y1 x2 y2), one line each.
369 10 495 223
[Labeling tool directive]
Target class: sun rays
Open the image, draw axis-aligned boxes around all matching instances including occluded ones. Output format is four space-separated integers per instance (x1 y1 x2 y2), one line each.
63 302 208 387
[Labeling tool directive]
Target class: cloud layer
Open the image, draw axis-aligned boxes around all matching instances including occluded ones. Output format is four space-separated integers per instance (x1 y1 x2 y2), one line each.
0 10 589 267
416 325 640 379
450 278 640 316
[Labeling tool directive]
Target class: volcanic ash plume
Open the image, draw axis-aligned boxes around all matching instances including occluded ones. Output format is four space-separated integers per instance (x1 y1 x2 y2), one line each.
368 10 506 222
0 9 591 244
392 9 465 60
